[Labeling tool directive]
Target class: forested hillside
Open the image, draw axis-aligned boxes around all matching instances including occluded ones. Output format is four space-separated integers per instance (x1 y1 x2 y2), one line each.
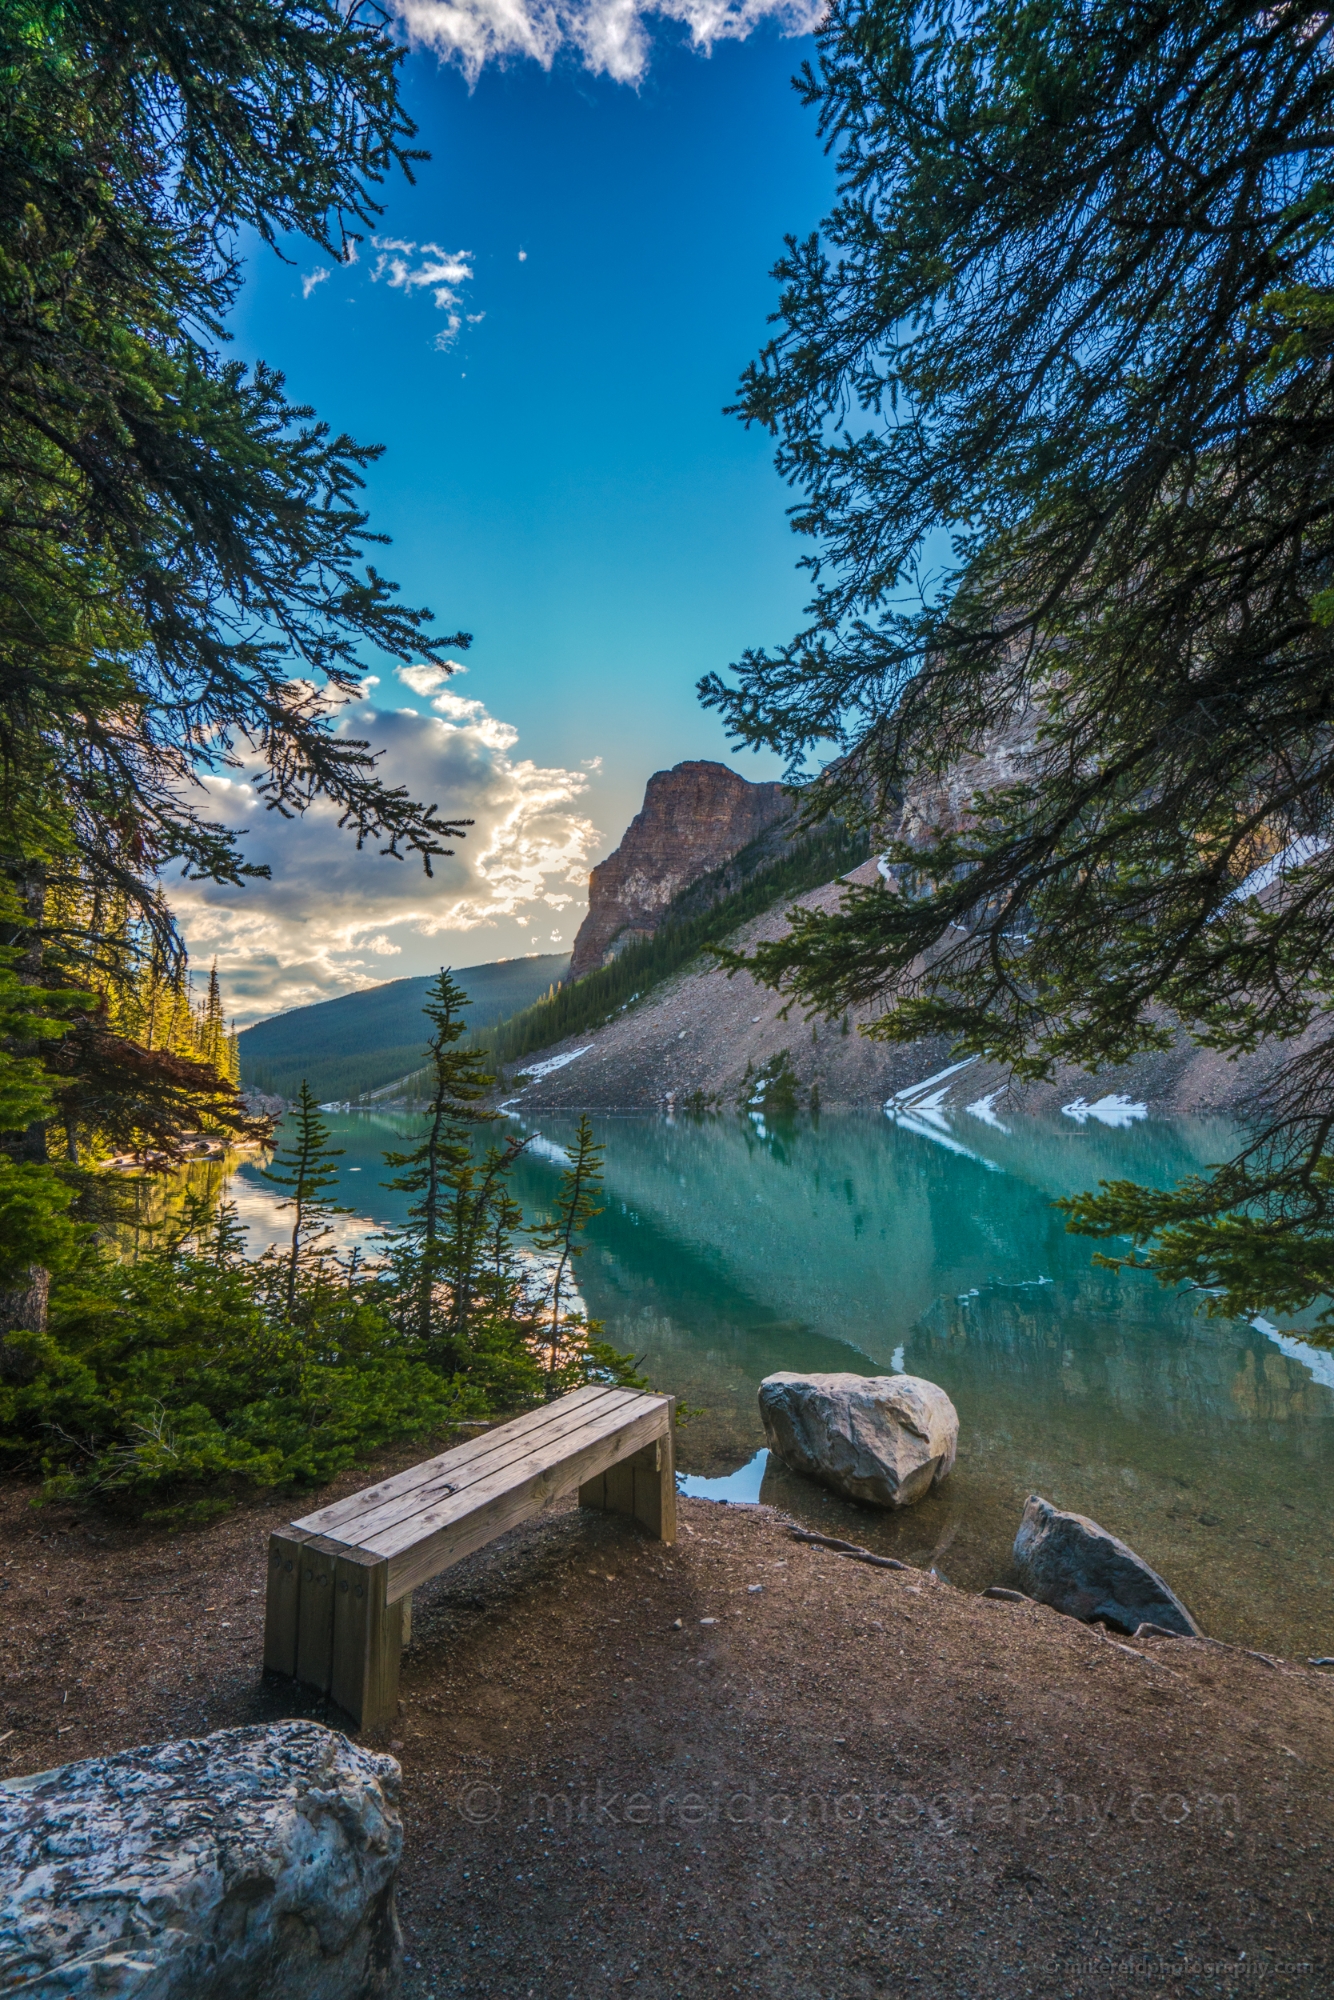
239 955 569 1102
489 822 869 1065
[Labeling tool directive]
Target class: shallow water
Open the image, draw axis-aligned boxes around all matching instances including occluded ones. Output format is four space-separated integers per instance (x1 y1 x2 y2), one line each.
230 1105 1334 1660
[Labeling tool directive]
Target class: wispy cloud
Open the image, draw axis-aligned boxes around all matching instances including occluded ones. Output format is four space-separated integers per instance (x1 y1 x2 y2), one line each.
395 0 825 85
171 668 600 1021
301 241 358 301
371 238 474 345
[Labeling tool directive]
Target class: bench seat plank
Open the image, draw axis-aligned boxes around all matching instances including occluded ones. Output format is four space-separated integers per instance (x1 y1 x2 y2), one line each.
307 1388 665 1564
293 1383 632 1542
378 1397 671 1600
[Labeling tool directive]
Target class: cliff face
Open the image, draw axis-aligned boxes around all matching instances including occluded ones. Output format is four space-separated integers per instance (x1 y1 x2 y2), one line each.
569 761 791 979
893 709 1041 853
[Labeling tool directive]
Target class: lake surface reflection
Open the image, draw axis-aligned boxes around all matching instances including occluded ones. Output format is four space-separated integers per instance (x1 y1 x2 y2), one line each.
229 1105 1334 1660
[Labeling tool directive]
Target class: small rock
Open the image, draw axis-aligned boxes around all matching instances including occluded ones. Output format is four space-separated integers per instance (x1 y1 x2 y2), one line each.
983 1586 1032 1604
758 1372 958 1508
0 1720 402 1999
1013 1495 1200 1638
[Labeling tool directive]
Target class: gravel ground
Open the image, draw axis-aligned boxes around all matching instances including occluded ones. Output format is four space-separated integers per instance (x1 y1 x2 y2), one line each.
1 1472 1331 1998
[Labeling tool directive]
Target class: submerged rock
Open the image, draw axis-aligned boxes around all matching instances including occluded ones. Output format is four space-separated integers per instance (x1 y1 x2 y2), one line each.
0 1720 402 1999
758 1371 959 1508
1013 1495 1201 1637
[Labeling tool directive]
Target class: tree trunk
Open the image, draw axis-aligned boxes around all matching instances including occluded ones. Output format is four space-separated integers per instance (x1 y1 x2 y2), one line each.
0 1266 51 1380
3 860 52 1341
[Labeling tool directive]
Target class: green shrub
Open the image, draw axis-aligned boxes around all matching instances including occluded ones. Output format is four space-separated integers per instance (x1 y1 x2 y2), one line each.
2 1238 501 1516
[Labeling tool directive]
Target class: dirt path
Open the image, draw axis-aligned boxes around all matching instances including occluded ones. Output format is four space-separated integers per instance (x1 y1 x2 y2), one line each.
2 1471 1331 1997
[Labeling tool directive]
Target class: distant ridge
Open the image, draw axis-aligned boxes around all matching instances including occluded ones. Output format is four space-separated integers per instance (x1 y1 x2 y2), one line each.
238 955 570 1103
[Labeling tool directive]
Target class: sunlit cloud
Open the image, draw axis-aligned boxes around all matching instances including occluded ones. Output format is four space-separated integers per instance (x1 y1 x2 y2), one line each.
395 0 825 85
170 670 599 1022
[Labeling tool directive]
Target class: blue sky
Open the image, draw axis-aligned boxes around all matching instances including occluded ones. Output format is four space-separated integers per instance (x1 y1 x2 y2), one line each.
180 11 835 1023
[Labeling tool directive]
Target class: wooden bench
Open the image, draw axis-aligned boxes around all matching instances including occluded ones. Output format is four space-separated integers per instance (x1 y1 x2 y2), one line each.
262 1384 676 1729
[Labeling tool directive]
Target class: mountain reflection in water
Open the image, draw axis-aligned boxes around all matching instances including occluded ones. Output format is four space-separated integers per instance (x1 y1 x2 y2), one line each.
229 1107 1334 1660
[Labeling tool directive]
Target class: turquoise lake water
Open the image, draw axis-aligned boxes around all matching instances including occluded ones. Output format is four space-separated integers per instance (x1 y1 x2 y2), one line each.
229 1104 1334 1661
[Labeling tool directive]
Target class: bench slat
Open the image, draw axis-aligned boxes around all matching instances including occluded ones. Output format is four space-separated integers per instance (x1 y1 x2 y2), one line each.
293 1383 634 1541
381 1398 672 1600
313 1386 659 1554
369 1390 670 1565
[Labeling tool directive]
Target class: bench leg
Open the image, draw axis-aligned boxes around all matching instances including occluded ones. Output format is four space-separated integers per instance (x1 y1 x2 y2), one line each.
579 1401 676 1544
295 1534 344 1694
331 1550 404 1732
265 1534 407 1730
263 1530 310 1678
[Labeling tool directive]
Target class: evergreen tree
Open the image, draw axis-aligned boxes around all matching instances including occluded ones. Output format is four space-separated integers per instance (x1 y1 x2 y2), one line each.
260 1083 349 1317
0 3 465 1337
703 0 1334 1319
0 910 86 1370
1 2 471 931
529 1117 605 1389
381 969 499 1349
485 1182 527 1311
439 1137 532 1353
198 966 228 1076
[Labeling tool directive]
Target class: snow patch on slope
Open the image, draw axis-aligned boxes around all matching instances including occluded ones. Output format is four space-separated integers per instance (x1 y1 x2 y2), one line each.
1061 1094 1148 1130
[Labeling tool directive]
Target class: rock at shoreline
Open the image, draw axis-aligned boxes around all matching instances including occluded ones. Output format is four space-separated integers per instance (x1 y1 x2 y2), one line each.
1013 1495 1201 1637
240 1087 286 1119
0 1720 402 1998
758 1371 959 1508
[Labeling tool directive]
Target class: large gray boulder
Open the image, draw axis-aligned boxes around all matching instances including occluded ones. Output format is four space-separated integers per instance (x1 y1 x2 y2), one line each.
1013 1494 1201 1637
0 1720 402 1999
758 1371 959 1508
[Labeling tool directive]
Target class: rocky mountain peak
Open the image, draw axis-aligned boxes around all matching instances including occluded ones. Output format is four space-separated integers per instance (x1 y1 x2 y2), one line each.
569 760 791 979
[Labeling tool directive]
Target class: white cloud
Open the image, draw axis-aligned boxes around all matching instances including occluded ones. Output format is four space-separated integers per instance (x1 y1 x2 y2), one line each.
372 238 474 345
398 661 463 697
395 0 825 85
301 242 358 300
170 671 599 1022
